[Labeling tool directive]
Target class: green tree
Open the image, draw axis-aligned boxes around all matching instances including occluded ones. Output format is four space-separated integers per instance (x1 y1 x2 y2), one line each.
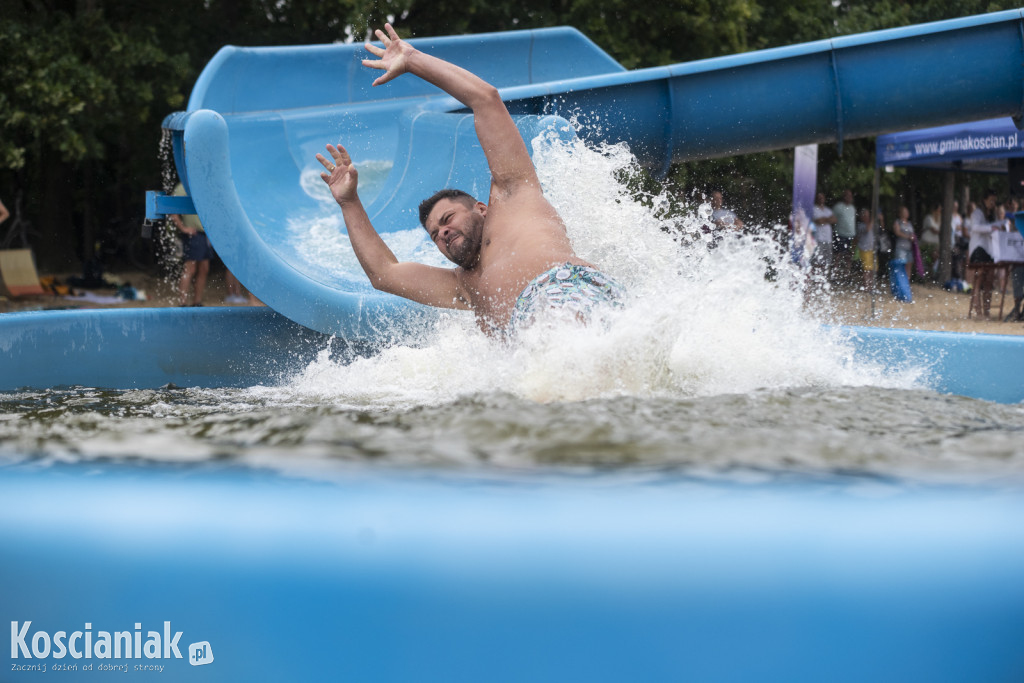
0 7 189 269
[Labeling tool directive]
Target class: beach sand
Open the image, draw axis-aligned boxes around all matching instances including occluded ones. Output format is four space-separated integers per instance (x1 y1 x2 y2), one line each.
2 268 1022 337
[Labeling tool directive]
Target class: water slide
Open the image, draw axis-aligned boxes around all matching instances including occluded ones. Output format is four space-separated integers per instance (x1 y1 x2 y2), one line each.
151 9 1024 337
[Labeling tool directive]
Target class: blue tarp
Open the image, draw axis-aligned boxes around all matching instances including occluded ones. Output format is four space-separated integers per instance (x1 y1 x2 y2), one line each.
876 117 1024 171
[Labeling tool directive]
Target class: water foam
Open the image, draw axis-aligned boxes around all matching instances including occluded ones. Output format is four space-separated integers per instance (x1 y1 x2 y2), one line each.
276 134 925 407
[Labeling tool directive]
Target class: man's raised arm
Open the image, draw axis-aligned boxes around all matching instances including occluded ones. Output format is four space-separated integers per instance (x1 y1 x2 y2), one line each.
317 143 468 310
363 24 537 199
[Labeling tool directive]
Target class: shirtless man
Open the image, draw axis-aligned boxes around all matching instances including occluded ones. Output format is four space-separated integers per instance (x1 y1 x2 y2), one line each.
316 24 623 334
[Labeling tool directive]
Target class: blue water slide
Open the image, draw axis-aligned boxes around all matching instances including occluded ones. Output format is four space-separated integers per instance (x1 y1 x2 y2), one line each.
153 11 1024 337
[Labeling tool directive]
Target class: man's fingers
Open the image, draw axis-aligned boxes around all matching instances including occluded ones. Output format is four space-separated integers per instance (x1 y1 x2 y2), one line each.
375 28 391 46
384 23 399 42
328 144 351 164
315 153 334 171
361 58 385 71
363 42 384 58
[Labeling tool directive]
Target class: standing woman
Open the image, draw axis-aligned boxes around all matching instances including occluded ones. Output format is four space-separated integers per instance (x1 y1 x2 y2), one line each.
968 189 1003 318
855 208 877 292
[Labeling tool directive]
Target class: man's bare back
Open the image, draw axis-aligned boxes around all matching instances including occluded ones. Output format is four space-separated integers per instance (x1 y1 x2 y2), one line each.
316 24 618 334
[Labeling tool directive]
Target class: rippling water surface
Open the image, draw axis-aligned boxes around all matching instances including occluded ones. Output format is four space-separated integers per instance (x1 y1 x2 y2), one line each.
3 134 1023 487
3 384 1023 487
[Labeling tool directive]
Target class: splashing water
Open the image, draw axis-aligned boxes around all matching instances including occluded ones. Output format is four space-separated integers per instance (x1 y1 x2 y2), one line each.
279 133 924 406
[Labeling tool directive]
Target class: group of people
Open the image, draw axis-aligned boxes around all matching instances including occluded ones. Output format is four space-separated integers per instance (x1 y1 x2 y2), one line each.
810 190 858 284
962 190 1023 321
808 188 1023 320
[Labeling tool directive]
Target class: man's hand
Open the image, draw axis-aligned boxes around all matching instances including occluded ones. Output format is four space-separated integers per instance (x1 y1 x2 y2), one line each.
317 143 359 205
362 23 414 87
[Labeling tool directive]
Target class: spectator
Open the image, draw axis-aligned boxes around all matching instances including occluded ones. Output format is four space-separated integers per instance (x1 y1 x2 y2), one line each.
1004 197 1019 231
832 189 857 285
968 189 1003 319
876 210 891 284
1007 265 1024 322
920 203 941 277
892 205 916 282
170 182 212 307
710 190 744 232
811 192 836 276
1005 198 1023 322
951 200 967 281
855 208 876 292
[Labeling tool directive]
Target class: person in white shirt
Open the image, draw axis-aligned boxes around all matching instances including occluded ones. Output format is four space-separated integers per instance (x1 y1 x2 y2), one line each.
811 192 836 275
832 189 857 285
968 190 1004 318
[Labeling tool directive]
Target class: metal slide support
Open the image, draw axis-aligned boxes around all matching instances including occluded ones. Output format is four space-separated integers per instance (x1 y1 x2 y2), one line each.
144 192 195 220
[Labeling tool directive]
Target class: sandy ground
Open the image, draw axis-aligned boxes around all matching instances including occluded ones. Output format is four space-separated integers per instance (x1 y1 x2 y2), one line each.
2 267 1023 336
825 281 1023 336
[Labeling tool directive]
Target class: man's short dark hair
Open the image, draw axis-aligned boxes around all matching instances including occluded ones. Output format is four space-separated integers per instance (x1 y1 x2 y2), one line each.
418 189 477 227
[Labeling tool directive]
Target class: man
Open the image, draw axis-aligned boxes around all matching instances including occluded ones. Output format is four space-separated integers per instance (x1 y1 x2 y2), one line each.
710 190 744 231
811 192 836 275
831 189 856 284
854 208 876 292
316 24 623 334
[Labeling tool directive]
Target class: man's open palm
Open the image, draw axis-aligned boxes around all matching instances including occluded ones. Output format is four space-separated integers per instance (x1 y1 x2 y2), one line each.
363 23 412 87
316 144 358 204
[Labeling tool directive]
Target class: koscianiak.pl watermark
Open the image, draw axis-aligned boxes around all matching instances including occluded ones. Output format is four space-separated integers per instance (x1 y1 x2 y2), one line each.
10 621 213 673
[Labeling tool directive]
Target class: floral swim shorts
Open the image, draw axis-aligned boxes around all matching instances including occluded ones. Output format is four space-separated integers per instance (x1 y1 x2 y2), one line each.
509 262 626 330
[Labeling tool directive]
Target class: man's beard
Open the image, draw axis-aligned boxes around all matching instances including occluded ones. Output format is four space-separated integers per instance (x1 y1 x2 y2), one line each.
448 212 483 268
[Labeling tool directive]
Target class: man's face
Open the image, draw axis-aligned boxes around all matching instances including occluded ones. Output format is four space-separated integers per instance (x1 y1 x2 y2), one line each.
984 195 997 211
711 191 723 209
425 198 485 268
843 190 853 204
816 193 825 206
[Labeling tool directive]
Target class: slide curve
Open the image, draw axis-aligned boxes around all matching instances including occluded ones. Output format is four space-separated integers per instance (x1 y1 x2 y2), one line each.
157 11 1024 336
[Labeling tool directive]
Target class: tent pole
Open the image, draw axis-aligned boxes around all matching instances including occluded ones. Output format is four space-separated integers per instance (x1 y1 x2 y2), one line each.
870 165 881 319
940 171 954 284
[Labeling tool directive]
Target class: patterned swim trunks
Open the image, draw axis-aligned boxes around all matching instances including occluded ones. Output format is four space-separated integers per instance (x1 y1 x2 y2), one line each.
510 263 626 330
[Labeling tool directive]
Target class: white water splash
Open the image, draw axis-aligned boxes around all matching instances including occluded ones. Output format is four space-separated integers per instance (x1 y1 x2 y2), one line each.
272 134 926 406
